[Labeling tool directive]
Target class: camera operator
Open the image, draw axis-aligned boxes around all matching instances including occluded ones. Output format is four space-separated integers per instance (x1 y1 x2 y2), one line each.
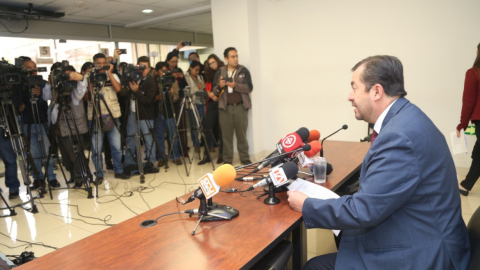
43 64 88 188
0 84 21 199
13 59 59 189
88 53 130 182
124 56 158 171
188 52 205 80
184 60 206 154
154 62 182 166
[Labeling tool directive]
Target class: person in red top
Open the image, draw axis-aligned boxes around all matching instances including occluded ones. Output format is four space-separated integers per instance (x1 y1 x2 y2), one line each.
457 42 480 196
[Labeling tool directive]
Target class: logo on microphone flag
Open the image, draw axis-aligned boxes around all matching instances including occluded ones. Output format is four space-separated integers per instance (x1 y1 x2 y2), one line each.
270 167 288 187
281 134 297 148
198 173 220 199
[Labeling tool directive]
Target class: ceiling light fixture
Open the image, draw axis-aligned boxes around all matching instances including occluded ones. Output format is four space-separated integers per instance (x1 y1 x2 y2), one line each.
142 9 154 14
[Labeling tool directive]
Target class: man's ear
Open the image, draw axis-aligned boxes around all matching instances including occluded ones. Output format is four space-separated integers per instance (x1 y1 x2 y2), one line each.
371 84 384 101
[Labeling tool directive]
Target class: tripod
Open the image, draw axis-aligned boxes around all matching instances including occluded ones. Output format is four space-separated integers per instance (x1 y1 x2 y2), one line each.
56 96 94 198
168 88 215 175
123 88 162 183
27 90 68 200
1 99 43 213
0 188 16 217
161 85 189 174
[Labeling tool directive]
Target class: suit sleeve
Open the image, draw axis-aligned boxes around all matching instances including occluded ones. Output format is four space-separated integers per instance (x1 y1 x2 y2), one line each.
302 131 420 230
234 68 253 94
457 69 479 131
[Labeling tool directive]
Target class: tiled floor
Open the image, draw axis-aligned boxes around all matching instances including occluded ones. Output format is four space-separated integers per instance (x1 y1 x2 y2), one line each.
0 151 478 264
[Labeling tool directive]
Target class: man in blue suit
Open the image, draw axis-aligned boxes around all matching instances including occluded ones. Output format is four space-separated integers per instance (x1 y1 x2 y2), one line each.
288 55 471 269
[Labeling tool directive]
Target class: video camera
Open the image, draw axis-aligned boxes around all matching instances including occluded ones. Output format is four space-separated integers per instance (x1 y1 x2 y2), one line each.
121 64 145 87
0 58 48 99
160 68 180 88
88 65 110 85
50 60 76 102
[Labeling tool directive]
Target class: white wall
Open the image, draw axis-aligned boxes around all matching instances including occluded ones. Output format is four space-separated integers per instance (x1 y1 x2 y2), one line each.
212 0 480 168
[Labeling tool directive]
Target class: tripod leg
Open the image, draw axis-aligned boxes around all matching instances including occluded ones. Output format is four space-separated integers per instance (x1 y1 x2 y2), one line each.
191 215 204 236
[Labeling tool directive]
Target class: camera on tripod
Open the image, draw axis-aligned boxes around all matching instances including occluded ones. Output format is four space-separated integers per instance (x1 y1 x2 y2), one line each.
50 60 76 101
121 64 145 87
0 58 22 91
88 65 110 85
160 68 180 88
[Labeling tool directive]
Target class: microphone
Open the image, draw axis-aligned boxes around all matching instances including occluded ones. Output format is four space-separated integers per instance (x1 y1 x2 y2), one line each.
247 162 299 191
182 164 236 204
320 125 348 157
304 141 322 157
296 127 310 142
307 129 320 142
252 128 309 173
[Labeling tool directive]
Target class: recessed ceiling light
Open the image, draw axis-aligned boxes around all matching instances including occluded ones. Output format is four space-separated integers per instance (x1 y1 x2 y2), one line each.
142 9 154 14
74 1 87 7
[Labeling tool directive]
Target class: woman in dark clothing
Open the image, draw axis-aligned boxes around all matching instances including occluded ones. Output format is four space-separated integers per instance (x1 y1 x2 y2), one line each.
166 51 190 158
457 42 480 196
198 54 224 165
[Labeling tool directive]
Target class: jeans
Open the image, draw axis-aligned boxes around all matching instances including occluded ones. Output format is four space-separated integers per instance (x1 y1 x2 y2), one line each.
0 130 20 192
124 112 156 165
89 119 124 177
186 104 205 147
24 124 56 181
155 115 180 160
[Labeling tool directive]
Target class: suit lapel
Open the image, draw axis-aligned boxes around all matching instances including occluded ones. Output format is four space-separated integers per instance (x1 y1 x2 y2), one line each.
381 97 410 130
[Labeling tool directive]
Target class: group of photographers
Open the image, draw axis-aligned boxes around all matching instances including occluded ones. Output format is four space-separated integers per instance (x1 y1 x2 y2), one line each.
1 41 253 199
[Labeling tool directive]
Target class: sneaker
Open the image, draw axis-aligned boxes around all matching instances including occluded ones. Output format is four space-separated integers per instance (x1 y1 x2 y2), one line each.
175 159 183 165
74 181 83 188
48 179 61 188
8 191 19 199
31 179 44 190
114 173 130 180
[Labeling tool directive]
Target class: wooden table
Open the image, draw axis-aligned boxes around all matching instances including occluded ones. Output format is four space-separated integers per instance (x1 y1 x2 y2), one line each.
18 140 369 270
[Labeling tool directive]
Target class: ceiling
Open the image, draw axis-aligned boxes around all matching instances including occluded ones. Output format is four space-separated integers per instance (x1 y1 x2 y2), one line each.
0 0 213 34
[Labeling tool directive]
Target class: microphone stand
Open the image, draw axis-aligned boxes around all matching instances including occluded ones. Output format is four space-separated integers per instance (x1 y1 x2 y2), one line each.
320 125 348 157
189 196 239 235
263 181 280 205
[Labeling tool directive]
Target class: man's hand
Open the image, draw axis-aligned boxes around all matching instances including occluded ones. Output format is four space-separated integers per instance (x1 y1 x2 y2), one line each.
456 129 461 138
226 77 236 89
287 191 309 212
32 85 41 96
219 76 226 88
107 62 114 73
129 81 140 92
18 103 25 112
113 49 121 61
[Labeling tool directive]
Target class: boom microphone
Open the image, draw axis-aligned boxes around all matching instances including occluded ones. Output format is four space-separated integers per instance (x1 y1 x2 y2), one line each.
320 125 348 157
182 164 236 204
248 162 299 191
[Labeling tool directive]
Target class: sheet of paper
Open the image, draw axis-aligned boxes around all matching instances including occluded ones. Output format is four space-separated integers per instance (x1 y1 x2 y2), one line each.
451 130 468 155
288 179 341 236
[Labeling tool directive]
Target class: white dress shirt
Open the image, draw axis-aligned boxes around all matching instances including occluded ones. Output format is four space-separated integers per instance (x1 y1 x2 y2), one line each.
373 99 398 134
